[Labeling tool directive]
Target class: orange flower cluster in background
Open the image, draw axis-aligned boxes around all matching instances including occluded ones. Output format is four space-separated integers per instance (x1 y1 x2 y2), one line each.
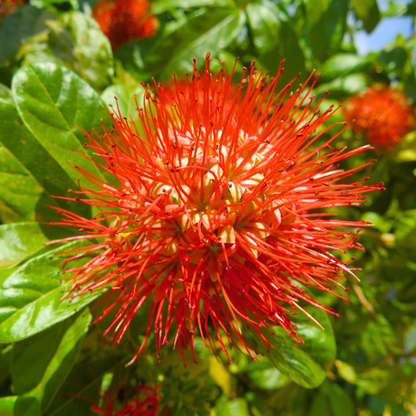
0 0 26 21
343 86 414 151
93 0 157 50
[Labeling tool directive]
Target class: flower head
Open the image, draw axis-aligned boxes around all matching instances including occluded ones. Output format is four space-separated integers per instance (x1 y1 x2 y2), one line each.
48 55 381 364
93 0 157 50
92 384 160 416
343 86 414 151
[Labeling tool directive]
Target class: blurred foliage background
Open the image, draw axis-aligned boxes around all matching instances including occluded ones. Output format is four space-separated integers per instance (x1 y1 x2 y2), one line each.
1 0 416 415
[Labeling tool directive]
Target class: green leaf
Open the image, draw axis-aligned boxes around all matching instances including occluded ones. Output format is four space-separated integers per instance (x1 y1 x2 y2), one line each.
327 381 354 416
351 0 380 33
0 397 17 416
0 396 41 416
309 393 330 416
0 241 106 343
0 6 56 68
216 398 250 416
379 46 409 72
27 0 79 14
319 54 373 82
246 356 290 390
335 361 356 384
45 355 124 416
336 360 393 395
0 222 65 267
0 344 13 386
57 11 114 91
360 315 399 358
251 326 326 389
0 144 44 223
16 20 75 70
306 0 349 62
293 305 337 370
308 379 354 416
246 0 281 55
407 0 416 15
11 309 92 412
151 0 229 14
249 301 335 389
120 7 245 80
101 84 145 119
12 62 108 193
0 83 13 100
393 131 416 162
0 87 90 219
256 21 305 87
313 74 369 100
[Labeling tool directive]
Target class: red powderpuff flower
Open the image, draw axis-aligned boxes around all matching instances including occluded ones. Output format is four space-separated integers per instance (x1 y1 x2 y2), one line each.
343 86 414 151
161 74 236 108
93 0 157 50
92 385 160 416
47 55 382 364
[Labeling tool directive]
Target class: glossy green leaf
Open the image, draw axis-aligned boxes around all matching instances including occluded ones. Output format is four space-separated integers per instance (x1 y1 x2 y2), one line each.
27 0 79 15
246 0 281 55
335 361 357 384
15 20 72 70
57 12 113 91
0 83 13 100
361 315 399 358
309 393 330 416
249 301 335 389
313 73 369 100
394 209 416 244
0 397 41 416
16 19 69 64
0 6 56 68
379 46 409 73
293 305 337 370
251 326 326 389
0 241 106 343
11 309 92 412
0 88 89 220
12 62 108 192
0 222 65 267
101 83 145 119
327 381 354 416
319 54 373 82
121 7 245 80
393 131 416 162
151 0 229 14
0 344 12 386
309 380 355 416
257 21 305 86
216 398 250 416
0 144 45 223
407 0 416 15
246 357 290 390
45 355 124 416
351 0 380 33
335 361 392 395
306 0 348 62
156 7 245 77
0 397 17 416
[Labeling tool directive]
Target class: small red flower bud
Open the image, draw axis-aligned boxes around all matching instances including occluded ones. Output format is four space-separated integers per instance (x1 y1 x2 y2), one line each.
92 384 160 416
